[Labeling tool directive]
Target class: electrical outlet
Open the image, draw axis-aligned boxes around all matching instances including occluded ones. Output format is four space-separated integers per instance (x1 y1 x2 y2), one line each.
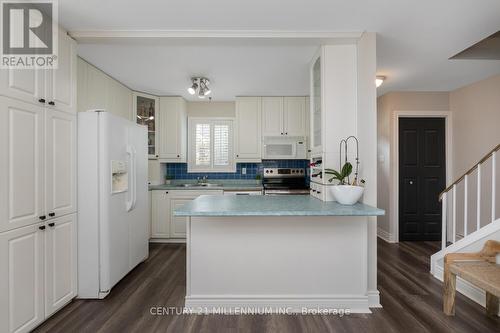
242 167 247 175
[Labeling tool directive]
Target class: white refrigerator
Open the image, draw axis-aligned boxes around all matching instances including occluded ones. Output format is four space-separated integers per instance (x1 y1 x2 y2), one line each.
77 111 149 299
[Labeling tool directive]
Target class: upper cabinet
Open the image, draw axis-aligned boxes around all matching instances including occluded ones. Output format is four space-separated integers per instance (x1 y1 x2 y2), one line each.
0 29 77 115
262 97 283 136
158 96 187 162
235 97 262 162
45 29 77 114
133 92 160 159
262 97 307 137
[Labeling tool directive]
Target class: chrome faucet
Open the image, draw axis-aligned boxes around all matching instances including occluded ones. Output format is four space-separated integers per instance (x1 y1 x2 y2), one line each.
197 176 208 184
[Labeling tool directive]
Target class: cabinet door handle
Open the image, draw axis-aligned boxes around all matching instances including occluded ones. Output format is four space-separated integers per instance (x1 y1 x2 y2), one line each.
285 132 288 135
155 155 159 158
281 132 283 135
48 222 55 227
38 98 46 104
39 225 46 230
48 101 55 106
39 215 46 220
177 155 180 158
48 212 55 217
165 191 169 194
236 154 239 158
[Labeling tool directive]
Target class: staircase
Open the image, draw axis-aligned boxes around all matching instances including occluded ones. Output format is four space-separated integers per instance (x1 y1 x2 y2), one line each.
431 144 500 309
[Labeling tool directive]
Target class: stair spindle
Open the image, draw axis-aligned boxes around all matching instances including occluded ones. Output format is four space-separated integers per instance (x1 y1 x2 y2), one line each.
492 152 496 222
477 164 481 231
463 175 468 237
442 192 447 250
452 185 457 243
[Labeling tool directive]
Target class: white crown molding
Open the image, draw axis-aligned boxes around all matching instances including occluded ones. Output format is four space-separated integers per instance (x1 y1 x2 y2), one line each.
69 30 363 40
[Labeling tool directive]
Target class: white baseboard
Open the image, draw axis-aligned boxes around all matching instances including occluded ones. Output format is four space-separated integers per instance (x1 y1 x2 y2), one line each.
185 295 373 314
377 227 396 243
367 290 381 308
149 238 186 244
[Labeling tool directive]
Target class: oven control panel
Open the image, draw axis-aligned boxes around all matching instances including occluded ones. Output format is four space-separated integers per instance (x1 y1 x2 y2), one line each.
263 168 305 178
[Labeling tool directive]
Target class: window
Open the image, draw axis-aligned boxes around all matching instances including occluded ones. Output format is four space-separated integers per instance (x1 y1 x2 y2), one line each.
188 118 235 172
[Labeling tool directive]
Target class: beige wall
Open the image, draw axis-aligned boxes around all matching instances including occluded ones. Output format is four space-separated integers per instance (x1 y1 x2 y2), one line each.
186 101 235 118
450 74 500 179
377 92 450 241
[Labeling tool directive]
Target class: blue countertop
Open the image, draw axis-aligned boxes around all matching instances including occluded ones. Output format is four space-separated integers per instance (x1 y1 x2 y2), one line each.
149 180 263 191
174 195 385 217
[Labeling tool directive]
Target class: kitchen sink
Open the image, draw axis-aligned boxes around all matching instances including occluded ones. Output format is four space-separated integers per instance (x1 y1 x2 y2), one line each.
176 183 222 188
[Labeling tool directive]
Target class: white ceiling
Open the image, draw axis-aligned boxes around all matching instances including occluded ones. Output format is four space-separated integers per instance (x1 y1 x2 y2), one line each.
60 0 500 100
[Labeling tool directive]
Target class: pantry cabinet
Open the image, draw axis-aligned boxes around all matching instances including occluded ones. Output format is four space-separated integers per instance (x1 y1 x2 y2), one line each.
235 97 262 162
44 215 77 317
151 190 222 239
0 28 76 115
0 214 77 333
158 97 187 162
0 98 77 233
262 96 307 137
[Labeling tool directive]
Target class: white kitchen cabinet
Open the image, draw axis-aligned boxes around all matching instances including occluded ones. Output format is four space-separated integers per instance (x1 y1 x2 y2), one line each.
0 98 76 233
158 97 187 162
262 97 307 137
0 29 76 115
0 67 44 106
0 214 77 333
45 110 77 219
151 190 222 240
45 29 77 114
76 58 88 113
151 190 170 238
107 80 132 120
284 97 307 136
134 92 159 159
262 97 283 136
0 97 45 233
235 97 262 162
44 214 77 317
0 223 45 333
169 198 191 238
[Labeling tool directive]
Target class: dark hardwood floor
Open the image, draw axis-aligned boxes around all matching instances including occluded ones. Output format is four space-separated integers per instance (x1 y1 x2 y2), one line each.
34 240 500 333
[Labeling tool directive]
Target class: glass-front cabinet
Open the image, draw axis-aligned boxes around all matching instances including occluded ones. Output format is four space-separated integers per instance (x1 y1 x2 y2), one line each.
133 92 159 159
310 54 322 153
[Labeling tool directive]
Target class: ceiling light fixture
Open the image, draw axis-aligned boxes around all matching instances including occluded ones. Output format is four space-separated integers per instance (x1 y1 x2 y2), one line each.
187 77 211 98
375 76 386 88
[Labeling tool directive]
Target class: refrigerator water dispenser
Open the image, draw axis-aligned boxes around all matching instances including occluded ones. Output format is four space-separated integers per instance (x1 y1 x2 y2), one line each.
111 160 128 194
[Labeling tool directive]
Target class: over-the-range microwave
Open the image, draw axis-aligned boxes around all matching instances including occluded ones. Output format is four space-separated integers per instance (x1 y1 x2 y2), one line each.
262 136 307 160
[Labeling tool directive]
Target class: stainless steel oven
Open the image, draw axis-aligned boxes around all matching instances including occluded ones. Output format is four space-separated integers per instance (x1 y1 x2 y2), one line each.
262 168 309 195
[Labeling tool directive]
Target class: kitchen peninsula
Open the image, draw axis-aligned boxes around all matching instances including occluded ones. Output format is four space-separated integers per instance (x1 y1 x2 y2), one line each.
175 195 384 313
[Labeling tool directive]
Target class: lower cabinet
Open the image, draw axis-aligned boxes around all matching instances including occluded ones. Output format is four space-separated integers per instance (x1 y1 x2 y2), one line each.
151 190 222 239
0 214 77 333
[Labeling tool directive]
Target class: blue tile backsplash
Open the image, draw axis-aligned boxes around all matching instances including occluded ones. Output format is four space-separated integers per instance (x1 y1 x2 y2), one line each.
164 160 309 180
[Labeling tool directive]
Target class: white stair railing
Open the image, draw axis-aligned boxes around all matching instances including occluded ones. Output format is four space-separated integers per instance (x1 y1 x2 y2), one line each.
439 144 500 250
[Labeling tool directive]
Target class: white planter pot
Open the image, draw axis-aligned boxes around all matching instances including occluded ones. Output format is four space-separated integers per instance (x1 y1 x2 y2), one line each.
330 185 364 205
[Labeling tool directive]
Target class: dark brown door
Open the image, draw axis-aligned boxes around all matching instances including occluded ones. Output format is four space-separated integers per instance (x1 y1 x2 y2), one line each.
399 118 446 241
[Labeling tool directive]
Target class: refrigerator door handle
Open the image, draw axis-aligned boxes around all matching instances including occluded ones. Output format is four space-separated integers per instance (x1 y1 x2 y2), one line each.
131 146 137 211
126 145 135 212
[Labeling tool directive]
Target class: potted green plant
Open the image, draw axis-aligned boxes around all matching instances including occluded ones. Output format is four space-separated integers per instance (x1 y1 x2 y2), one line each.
164 174 173 185
324 162 364 205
